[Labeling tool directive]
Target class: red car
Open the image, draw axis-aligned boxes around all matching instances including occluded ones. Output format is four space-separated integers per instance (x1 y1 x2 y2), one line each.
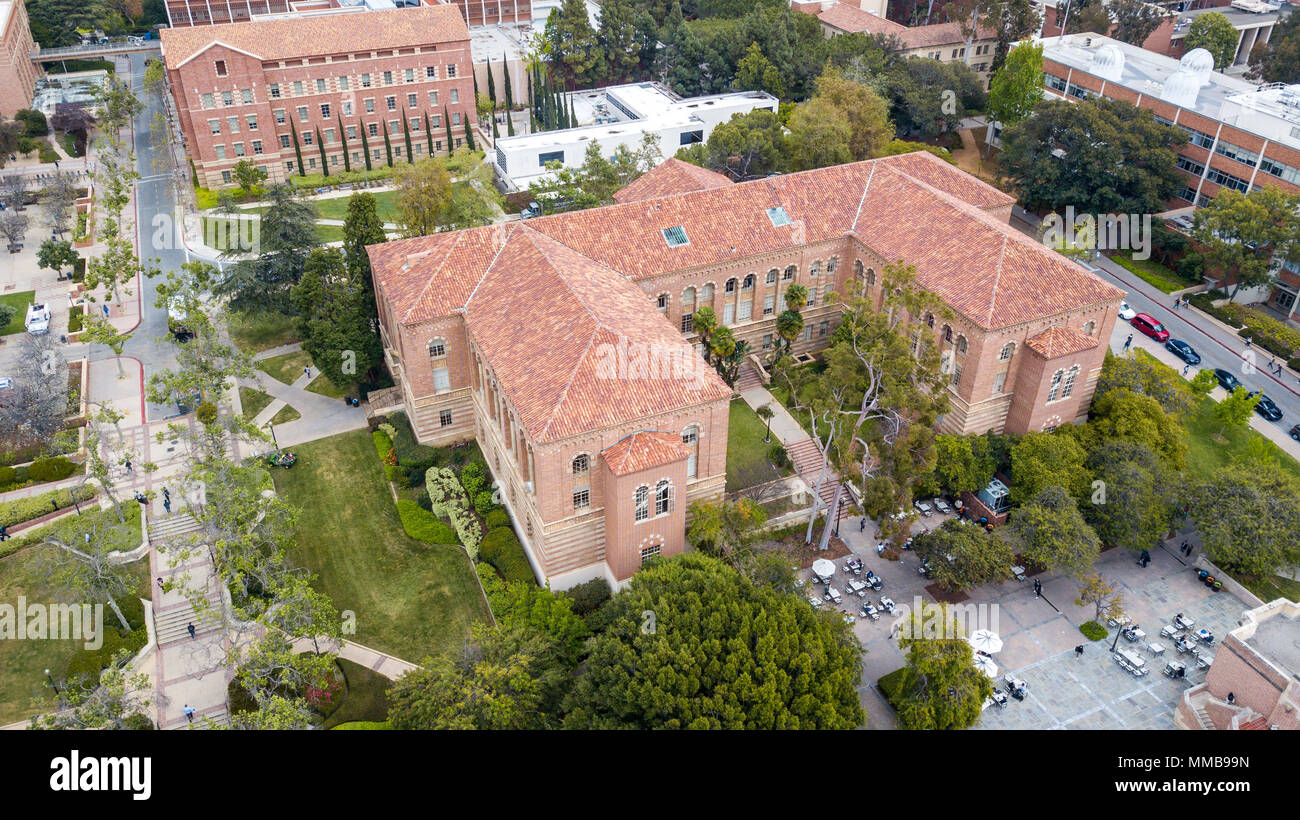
1130 312 1170 342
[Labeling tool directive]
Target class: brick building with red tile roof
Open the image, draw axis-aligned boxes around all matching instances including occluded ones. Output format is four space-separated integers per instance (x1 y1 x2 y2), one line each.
160 3 475 187
367 151 1123 588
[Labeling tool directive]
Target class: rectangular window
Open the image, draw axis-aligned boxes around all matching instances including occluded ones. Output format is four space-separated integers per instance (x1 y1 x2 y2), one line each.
407 93 417 108
1214 140 1260 168
227 117 239 134
269 84 280 99
361 73 371 88
433 115 441 128
365 98 375 113
202 93 214 108
679 129 703 146
662 226 689 247
324 128 335 144
426 66 438 80
347 126 357 139
279 134 291 148
762 334 772 350
819 321 828 336
320 103 331 118
993 371 1006 394
411 117 421 131
297 106 308 122
681 313 693 333
723 303 735 324
1175 156 1205 176
214 145 226 159
428 90 439 106
738 300 751 321
241 89 252 104
538 150 564 167
951 363 963 388
447 64 456 78
308 157 316 169
452 112 461 126
274 109 286 124
252 140 263 154
640 544 660 564
388 119 399 133
215 60 227 77
573 488 590 509
763 295 775 316
209 119 221 135
450 89 459 104
405 69 414 83
247 115 258 130
293 81 304 96
383 71 393 85
386 96 396 111
368 123 378 137
316 78 326 94
233 142 245 157
339 76 349 91
432 367 450 393
342 101 353 116
439 409 453 427
302 131 313 145
221 91 233 106
222 170 232 184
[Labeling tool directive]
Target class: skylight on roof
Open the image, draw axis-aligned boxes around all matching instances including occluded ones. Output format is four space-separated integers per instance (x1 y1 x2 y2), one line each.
662 226 689 247
767 207 791 227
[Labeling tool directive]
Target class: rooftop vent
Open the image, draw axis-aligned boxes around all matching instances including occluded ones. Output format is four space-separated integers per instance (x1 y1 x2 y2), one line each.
1091 44 1124 83
766 206 791 226
662 226 689 248
1180 48 1214 86
1161 69 1201 108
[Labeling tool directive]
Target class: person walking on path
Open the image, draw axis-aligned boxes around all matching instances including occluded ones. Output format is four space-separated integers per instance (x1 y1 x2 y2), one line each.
1244 337 1252 350
303 365 311 380
1182 364 1189 377
163 487 171 514
157 577 165 591
0 525 7 542
124 458 132 473
183 704 195 722
187 622 196 640
1122 334 1133 352
1075 645 1084 658
859 518 866 533
1172 298 1180 310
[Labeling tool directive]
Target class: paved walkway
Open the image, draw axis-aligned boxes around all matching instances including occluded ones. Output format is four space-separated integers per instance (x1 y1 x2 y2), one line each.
243 365 368 450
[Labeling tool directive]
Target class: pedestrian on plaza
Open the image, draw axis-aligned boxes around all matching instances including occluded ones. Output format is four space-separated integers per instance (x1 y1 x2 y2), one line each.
0 525 7 542
1123 333 1133 352
163 494 171 513
1033 579 1042 598
53 159 58 169
1182 364 1189 377
187 622 196 640
183 704 195 722
1172 298 1179 310
859 518 866 533
1075 645 1084 658
124 458 132 473
101 304 109 319
304 365 311 379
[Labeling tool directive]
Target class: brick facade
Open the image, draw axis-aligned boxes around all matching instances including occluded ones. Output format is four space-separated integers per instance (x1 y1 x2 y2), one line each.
0 0 39 119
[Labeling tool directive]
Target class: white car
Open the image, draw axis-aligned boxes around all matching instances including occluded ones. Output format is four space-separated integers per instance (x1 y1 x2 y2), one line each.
914 499 933 516
24 303 50 335
1117 302 1137 321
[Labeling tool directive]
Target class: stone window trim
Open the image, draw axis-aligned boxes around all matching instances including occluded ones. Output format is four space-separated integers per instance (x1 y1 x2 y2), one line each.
999 341 1016 361
572 453 590 475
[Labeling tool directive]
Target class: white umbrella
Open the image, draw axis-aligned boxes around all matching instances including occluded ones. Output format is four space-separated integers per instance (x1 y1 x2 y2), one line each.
968 629 1004 654
973 653 999 678
812 559 836 579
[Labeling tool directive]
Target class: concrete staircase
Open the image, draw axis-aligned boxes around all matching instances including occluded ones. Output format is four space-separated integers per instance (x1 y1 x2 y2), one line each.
148 513 201 544
168 704 231 730
736 362 765 392
784 437 849 525
153 598 221 647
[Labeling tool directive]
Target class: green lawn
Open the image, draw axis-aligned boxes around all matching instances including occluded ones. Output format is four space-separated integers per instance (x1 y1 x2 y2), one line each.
0 506 147 726
239 386 274 420
1108 252 1193 294
306 372 356 400
323 658 392 729
1184 397 1300 483
271 429 490 661
311 190 400 224
227 310 299 354
258 350 313 386
1240 573 1300 604
203 214 343 248
726 399 791 492
1 290 35 335
269 404 301 425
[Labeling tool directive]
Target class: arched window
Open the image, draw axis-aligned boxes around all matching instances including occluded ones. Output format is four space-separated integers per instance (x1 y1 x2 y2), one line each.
634 486 649 522
866 268 876 286
827 256 838 274
725 277 737 294
429 338 446 358
783 265 796 280
924 312 935 328
1062 365 1080 398
810 260 821 277
700 283 714 302
1047 369 1064 402
742 274 755 290
572 454 588 475
943 325 953 344
999 342 1015 361
956 336 968 356
682 425 699 479
655 479 671 515
682 286 696 306
853 260 864 279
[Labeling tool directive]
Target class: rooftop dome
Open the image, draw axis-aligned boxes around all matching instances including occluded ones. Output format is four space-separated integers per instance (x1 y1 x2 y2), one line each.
1180 48 1215 86
1161 69 1201 108
1091 44 1125 82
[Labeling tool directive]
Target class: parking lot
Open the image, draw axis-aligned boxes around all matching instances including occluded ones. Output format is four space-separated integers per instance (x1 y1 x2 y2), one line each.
812 511 1255 729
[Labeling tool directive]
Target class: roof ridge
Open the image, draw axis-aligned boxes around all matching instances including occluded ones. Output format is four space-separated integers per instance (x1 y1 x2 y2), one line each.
537 324 602 442
851 158 879 232
402 231 466 323
464 222 520 310
985 235 1009 328
523 227 612 326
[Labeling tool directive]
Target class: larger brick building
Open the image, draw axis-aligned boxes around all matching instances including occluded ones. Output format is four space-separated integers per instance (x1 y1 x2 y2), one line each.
0 0 39 119
160 2 477 187
366 151 1124 589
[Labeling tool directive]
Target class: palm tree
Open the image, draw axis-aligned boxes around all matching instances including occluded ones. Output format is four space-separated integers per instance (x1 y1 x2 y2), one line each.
756 403 774 442
774 309 804 359
694 305 718 363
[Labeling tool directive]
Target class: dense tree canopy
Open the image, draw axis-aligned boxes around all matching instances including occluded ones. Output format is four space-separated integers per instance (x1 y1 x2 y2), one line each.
1004 486 1100 577
892 618 993 730
913 519 1014 591
1183 463 1300 577
1189 187 1300 300
1185 12 1240 70
1083 440 1176 554
562 553 864 729
1248 10 1300 84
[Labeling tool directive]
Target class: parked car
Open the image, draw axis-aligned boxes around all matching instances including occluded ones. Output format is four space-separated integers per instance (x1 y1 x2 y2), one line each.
1164 339 1200 365
1117 302 1137 321
1247 391 1284 422
1288 424 1300 442
24 303 50 335
1212 369 1241 392
1130 312 1169 342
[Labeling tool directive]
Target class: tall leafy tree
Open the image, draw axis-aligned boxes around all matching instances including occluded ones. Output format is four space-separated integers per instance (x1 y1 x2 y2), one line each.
1004 485 1100 577
1247 10 1300 84
676 108 787 180
913 518 1014 591
382 124 394 167
343 191 387 299
596 0 640 84
1009 431 1090 505
1000 97 1187 215
545 0 602 89
338 115 351 172
736 41 785 98
215 184 320 313
1110 0 1167 46
1189 186 1300 300
933 434 996 496
360 122 373 171
1082 440 1175 554
988 42 1044 131
393 158 452 237
1185 462 1300 577
1185 11 1239 69
401 112 415 164
892 607 994 730
563 553 864 729
290 247 382 386
315 127 328 177
290 122 305 176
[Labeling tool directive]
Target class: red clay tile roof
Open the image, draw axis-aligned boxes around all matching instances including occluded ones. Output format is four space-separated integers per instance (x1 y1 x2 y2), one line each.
601 432 689 476
612 158 733 204
160 4 468 67
817 4 907 36
1024 325 1101 359
1237 716 1270 730
897 21 997 49
459 226 731 443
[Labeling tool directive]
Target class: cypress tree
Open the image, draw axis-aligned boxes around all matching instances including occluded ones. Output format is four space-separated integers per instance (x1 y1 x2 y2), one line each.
492 112 499 140
290 122 305 176
338 115 351 173
382 123 394 167
464 117 475 152
315 127 328 177
444 106 454 153
486 60 497 110
503 57 515 136
360 123 373 171
402 111 414 163
568 94 576 128
424 112 435 155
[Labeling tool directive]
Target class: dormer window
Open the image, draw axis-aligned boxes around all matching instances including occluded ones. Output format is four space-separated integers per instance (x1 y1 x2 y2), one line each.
215 60 227 77
766 206 791 226
662 226 689 247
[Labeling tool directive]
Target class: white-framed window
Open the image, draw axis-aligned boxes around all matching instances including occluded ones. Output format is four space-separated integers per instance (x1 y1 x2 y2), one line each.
766 269 777 285
1062 366 1079 398
683 425 699 479
763 295 775 316
634 486 649 522
999 342 1014 361
208 119 221 135
783 265 795 280
432 366 450 394
723 303 735 324
951 363 962 388
655 480 671 515
640 542 661 564
738 299 752 321
993 371 1006 394
572 453 589 475
573 488 590 509
215 60 227 77
439 409 453 426
681 313 694 333
1047 369 1064 402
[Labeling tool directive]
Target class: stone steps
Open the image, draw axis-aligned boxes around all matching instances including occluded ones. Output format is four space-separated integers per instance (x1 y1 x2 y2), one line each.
148 513 201 543
736 363 764 392
154 600 221 646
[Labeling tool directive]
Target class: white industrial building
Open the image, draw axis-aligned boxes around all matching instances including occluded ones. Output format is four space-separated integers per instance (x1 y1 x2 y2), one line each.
492 83 779 192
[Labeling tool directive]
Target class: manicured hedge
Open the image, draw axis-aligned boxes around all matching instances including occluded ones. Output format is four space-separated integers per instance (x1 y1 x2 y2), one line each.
0 485 95 529
480 525 535 584
395 499 458 545
373 430 399 481
877 667 908 708
563 577 611 616
473 490 497 517
0 458 82 492
1079 620 1108 641
484 509 510 530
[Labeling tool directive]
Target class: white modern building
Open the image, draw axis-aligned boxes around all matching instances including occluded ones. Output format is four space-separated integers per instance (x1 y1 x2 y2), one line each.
492 83 779 191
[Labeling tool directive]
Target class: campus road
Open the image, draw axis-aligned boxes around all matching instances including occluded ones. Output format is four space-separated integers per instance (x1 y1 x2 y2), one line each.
1008 212 1300 433
115 51 224 422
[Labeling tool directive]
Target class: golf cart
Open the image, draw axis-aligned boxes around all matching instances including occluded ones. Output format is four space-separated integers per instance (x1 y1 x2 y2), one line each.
266 450 297 469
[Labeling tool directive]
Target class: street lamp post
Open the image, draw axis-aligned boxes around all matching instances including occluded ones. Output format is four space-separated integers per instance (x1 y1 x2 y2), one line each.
45 669 58 694
267 420 279 451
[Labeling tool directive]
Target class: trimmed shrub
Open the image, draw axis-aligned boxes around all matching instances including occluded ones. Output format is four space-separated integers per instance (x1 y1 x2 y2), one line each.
1289 357 1300 373
768 443 789 469
395 499 458 544
377 422 398 442
473 490 496 517
0 485 95 529
373 430 399 481
877 667 908 707
480 526 536 585
27 456 78 483
1188 293 1242 328
1079 620 1108 641
450 507 482 557
405 464 427 488
484 509 510 530
460 461 486 496
564 577 611 616
0 466 15 487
